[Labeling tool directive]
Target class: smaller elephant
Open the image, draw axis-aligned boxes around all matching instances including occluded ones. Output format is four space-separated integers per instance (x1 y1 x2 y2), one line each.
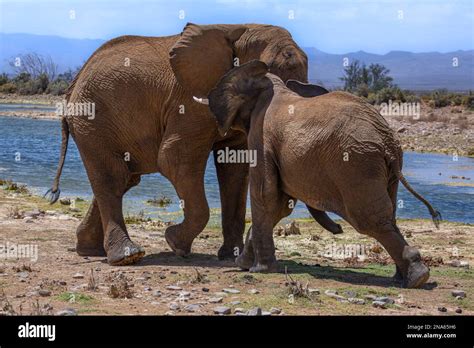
199 60 441 288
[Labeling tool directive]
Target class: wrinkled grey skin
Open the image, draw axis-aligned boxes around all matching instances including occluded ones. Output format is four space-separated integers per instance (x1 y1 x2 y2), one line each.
206 61 441 288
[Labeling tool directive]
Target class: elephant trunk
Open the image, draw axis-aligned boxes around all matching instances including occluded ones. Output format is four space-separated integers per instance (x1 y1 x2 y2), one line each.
44 117 69 204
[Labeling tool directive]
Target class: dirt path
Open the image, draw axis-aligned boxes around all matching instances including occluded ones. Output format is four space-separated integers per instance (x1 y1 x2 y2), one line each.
0 187 472 316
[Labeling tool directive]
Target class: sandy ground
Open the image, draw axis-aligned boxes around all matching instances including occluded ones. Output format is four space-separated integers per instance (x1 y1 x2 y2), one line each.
0 186 472 316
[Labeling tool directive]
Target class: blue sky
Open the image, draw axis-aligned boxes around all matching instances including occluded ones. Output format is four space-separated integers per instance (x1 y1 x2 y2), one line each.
0 0 473 53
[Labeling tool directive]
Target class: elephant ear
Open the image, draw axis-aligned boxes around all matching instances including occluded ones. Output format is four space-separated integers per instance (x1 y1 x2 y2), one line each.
170 23 247 96
286 79 329 97
208 60 270 136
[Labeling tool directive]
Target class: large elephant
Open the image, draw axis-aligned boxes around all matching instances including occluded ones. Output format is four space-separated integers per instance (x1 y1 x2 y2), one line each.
47 23 324 266
203 60 441 288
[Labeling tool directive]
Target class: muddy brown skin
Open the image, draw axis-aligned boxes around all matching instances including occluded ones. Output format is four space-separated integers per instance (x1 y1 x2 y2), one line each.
48 23 309 265
208 61 440 288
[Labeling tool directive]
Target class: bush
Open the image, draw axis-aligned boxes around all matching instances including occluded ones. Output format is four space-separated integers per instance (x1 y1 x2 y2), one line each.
429 89 450 108
462 94 474 110
0 73 9 86
47 79 69 95
375 86 406 104
0 82 17 93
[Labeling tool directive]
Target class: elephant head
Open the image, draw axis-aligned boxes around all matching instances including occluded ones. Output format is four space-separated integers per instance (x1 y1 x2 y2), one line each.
169 23 308 97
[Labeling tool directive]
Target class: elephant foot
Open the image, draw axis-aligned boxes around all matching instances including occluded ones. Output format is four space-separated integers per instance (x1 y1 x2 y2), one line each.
76 245 106 257
76 227 106 257
401 246 429 288
235 252 254 270
218 242 244 260
165 225 192 257
249 259 279 273
107 239 145 266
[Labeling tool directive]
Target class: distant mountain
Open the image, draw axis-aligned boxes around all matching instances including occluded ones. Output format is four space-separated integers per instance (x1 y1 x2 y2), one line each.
1 33 473 91
305 48 474 91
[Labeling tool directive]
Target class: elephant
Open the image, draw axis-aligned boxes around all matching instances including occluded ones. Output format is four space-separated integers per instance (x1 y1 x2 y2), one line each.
47 22 343 266
200 60 441 288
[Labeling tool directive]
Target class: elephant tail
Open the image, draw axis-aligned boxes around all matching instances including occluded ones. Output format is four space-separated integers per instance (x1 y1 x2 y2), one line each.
395 169 442 229
44 117 69 204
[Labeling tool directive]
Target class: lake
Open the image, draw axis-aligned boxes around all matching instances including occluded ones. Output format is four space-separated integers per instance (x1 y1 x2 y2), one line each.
0 114 473 224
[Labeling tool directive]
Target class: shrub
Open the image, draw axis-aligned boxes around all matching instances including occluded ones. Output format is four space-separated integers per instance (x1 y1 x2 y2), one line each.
375 86 406 104
0 73 9 86
0 82 17 93
429 89 450 108
462 94 474 110
47 79 69 95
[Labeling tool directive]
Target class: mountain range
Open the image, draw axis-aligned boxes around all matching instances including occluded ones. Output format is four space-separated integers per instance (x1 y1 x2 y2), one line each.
1 33 473 91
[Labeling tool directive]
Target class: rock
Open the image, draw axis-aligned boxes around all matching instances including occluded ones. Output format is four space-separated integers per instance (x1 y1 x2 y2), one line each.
184 304 201 313
213 306 231 315
438 306 447 312
168 302 179 310
144 287 152 292
284 221 300 236
202 287 210 292
247 307 262 316
67 247 76 252
344 290 357 298
397 126 407 133
308 288 320 295
72 273 84 279
262 311 272 316
58 214 72 220
17 272 29 279
451 290 466 299
455 308 462 314
179 291 191 297
372 301 387 309
230 301 241 306
152 290 162 297
223 288 240 294
24 209 42 218
324 290 346 301
375 296 395 305
248 289 259 294
364 294 377 301
348 298 366 305
166 285 182 291
234 308 246 314
59 198 71 205
56 308 77 316
38 289 51 297
450 260 469 268
208 297 223 304
270 307 282 314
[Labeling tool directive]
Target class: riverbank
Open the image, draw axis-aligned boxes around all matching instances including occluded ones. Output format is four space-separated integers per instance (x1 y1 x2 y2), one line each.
0 93 472 156
0 183 472 315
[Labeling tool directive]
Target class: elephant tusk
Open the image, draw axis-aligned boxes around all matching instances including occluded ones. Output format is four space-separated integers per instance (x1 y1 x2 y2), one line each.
193 96 209 105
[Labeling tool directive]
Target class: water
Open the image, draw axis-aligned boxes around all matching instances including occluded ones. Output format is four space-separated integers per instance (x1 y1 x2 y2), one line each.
0 115 473 224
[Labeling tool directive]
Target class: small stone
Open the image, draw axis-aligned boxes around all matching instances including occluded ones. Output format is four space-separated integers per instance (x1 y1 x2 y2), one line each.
262 311 272 316
438 306 447 312
375 296 394 304
208 297 223 303
364 294 377 301
59 198 71 205
230 301 241 306
38 289 51 297
455 308 462 314
344 290 357 298
152 290 162 297
397 126 407 133
179 291 191 297
223 288 240 294
270 307 282 314
348 298 366 305
234 307 245 314
247 307 262 316
202 287 210 292
308 288 320 295
248 289 259 294
17 272 29 279
72 273 84 279
168 302 179 310
56 308 77 316
213 306 231 315
372 301 387 309
166 285 182 291
144 287 152 292
184 304 201 312
451 290 466 299
67 247 76 252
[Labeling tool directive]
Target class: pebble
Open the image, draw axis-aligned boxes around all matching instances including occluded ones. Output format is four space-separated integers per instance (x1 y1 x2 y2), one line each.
230 301 241 306
372 301 387 309
234 308 245 314
308 288 320 295
324 290 347 301
166 285 182 291
223 288 240 294
208 297 223 304
67 247 76 252
375 296 395 305
348 298 366 305
247 307 262 316
202 287 210 292
248 289 259 294
270 307 282 314
213 306 231 315
38 289 51 297
17 272 29 279
364 295 377 301
184 304 201 313
152 290 162 297
168 302 179 310
56 308 77 316
451 290 466 299
179 291 191 297
438 307 447 312
72 273 84 279
344 290 357 298
455 308 462 314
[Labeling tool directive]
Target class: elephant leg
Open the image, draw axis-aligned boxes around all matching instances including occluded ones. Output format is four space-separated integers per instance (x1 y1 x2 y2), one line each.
76 197 105 256
236 194 295 270
306 205 343 235
76 175 141 256
213 134 248 260
347 189 429 288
